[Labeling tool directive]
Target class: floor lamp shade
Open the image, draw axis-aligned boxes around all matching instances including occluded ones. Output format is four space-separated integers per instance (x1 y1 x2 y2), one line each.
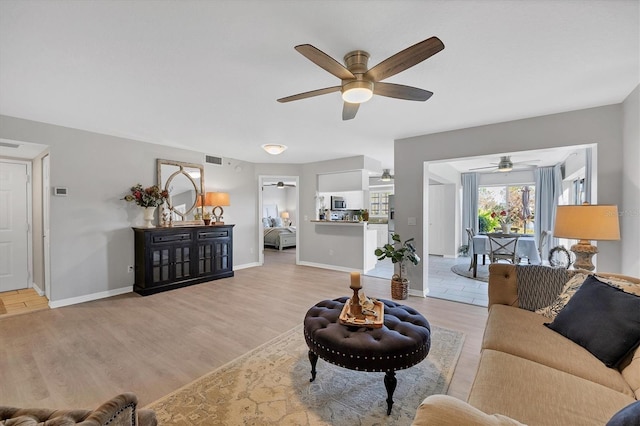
553 203 620 270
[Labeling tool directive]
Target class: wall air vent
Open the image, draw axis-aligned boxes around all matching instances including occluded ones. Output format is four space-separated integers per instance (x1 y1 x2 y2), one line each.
205 155 223 166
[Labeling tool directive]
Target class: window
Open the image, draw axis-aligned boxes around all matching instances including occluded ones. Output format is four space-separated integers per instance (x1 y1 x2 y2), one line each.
478 185 536 233
370 192 391 216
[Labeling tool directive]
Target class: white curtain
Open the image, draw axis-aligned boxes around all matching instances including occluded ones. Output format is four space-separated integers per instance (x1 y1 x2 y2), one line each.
461 172 478 244
535 165 563 260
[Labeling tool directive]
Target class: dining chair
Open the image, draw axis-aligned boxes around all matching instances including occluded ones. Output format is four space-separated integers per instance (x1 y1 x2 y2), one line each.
465 228 487 271
488 235 520 264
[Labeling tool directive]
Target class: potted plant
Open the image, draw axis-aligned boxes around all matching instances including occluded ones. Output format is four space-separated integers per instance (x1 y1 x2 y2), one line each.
374 233 421 300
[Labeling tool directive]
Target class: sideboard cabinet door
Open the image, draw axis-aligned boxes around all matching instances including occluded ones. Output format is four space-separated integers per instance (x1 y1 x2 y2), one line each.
133 225 234 295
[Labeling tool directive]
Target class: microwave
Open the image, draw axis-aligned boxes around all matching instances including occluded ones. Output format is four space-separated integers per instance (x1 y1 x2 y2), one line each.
331 196 347 210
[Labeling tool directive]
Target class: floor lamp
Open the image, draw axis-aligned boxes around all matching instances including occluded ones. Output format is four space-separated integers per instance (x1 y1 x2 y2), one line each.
553 203 620 271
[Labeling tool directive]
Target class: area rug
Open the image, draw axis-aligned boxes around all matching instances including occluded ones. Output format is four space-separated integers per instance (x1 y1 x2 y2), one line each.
0 299 6 315
451 263 489 282
147 324 465 425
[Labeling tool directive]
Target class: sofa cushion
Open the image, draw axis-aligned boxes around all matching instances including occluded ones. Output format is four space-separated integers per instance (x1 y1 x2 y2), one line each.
413 395 526 426
483 304 635 397
468 350 636 426
534 272 589 320
545 276 640 368
606 400 640 426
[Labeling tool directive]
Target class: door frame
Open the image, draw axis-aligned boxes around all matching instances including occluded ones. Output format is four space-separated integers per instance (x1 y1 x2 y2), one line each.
0 158 34 291
257 175 300 265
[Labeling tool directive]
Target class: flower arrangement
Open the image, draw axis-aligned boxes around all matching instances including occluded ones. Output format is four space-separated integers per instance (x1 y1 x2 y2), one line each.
122 184 168 208
491 209 511 226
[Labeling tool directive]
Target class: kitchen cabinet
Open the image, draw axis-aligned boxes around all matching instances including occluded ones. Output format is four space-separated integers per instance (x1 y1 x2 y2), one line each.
133 225 234 295
318 171 368 192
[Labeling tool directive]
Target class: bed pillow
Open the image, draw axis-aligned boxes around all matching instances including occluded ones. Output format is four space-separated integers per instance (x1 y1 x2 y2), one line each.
272 217 284 227
262 218 271 228
545 275 640 367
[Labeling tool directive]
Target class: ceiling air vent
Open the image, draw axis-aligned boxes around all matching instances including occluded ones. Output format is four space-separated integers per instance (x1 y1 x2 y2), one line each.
205 155 223 166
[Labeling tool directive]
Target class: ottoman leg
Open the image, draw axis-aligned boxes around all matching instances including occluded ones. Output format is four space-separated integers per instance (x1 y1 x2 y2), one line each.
308 350 318 382
384 371 397 415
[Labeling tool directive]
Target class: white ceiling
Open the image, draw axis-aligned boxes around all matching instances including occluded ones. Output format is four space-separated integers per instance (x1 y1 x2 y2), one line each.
1 1 638 172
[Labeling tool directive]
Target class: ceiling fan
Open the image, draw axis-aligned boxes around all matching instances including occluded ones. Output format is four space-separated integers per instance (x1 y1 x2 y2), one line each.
379 169 394 182
264 181 296 189
469 156 539 173
277 36 445 120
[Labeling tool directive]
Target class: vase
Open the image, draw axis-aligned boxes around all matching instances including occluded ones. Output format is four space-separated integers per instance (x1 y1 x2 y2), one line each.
142 206 156 228
501 223 510 234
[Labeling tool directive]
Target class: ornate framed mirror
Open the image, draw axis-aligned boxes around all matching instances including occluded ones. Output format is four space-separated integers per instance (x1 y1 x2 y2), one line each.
157 159 204 224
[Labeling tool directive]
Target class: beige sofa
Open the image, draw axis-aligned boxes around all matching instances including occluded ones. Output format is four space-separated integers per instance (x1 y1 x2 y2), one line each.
0 393 156 426
413 264 640 425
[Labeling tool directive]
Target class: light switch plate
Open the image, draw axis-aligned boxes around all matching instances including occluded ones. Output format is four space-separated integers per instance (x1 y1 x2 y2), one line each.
408 217 417 226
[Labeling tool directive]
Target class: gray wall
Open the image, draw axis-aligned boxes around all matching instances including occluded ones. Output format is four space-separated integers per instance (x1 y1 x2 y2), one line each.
622 85 639 277
395 100 637 295
0 115 262 303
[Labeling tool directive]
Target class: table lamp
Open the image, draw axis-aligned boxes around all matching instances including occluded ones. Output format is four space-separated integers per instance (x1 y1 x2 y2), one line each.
553 203 620 271
206 192 230 225
281 211 290 226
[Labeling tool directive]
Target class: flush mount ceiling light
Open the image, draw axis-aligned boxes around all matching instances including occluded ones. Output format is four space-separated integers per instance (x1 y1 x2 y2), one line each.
262 144 287 155
341 80 374 103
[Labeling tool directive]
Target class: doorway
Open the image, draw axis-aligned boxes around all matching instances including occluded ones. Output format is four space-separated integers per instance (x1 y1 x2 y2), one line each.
258 175 299 266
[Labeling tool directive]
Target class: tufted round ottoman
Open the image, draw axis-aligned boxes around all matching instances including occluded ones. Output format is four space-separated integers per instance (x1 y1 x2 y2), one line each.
303 297 431 415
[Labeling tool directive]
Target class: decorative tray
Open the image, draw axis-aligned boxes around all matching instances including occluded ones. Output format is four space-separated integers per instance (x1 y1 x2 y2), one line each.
338 299 384 329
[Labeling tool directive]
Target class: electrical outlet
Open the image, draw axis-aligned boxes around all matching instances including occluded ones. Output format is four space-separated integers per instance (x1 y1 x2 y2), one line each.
127 265 134 273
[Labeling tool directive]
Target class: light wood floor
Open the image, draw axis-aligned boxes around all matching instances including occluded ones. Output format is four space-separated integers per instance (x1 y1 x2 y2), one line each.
0 249 487 413
0 288 49 317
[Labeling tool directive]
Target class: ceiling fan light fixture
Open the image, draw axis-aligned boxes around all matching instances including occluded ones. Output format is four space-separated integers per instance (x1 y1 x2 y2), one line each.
341 80 374 103
380 169 392 181
262 144 287 155
497 156 514 172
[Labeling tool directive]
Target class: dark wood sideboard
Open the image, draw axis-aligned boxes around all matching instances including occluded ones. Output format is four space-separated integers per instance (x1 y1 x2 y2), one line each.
133 225 234 295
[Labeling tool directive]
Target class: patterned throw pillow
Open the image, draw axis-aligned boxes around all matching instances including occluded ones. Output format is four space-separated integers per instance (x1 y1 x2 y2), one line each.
272 217 284 227
595 275 640 296
262 217 271 228
535 273 590 320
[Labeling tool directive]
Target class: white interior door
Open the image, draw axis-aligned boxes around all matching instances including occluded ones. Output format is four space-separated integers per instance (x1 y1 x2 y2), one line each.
0 161 29 292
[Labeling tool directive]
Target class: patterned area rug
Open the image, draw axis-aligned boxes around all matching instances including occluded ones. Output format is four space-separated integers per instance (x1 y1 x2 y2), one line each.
451 263 489 282
147 324 465 425
0 299 6 315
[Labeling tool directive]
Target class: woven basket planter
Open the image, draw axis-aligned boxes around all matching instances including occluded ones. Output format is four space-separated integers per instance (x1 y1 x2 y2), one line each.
391 278 408 300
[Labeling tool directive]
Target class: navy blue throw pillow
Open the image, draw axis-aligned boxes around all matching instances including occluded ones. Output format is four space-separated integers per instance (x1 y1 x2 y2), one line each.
545 275 640 367
606 400 640 426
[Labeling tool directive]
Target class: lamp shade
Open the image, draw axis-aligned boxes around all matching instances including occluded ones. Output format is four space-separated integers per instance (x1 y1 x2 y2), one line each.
554 204 620 241
207 192 230 207
281 211 289 219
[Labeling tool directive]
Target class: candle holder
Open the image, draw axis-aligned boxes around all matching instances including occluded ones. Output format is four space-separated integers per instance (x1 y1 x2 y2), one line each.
349 272 365 319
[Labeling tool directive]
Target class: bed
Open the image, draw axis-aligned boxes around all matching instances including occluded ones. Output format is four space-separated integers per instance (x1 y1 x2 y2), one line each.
262 205 296 250
264 225 297 250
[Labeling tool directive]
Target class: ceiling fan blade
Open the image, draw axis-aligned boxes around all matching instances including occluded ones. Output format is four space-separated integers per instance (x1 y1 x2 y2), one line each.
364 37 445 82
277 86 341 103
342 102 359 120
469 165 497 171
374 82 433 101
295 44 356 80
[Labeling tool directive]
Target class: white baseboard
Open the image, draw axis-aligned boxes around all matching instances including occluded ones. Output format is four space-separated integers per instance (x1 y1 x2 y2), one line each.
234 262 261 270
32 282 45 296
408 288 428 298
297 261 357 273
49 286 133 309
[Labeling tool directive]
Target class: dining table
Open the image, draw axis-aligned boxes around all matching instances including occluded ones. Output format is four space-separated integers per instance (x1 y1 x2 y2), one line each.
472 234 541 278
